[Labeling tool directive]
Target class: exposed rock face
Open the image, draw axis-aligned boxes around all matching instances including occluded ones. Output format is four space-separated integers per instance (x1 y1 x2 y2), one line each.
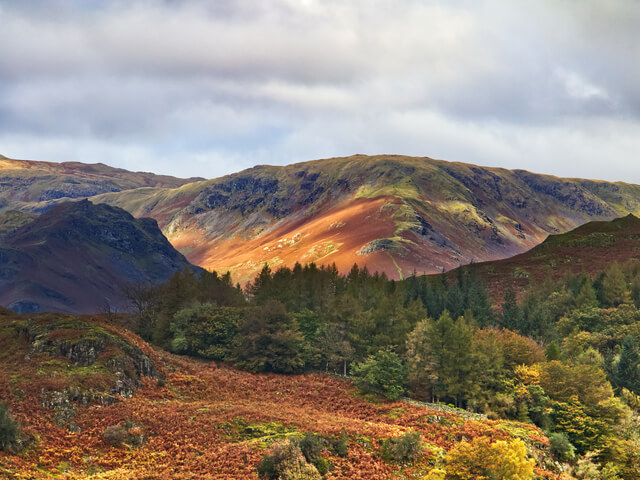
17 316 161 430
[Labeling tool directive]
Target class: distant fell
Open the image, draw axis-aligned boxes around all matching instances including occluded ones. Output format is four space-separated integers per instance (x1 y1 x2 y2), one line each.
91 154 640 282
0 199 199 314
0 155 203 213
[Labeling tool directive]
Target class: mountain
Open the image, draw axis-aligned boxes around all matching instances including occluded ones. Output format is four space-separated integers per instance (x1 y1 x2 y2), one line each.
0 154 203 213
453 213 640 300
90 155 640 282
0 200 198 314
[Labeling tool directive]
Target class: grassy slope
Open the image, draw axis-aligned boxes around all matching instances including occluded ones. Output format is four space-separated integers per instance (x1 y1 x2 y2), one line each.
449 214 640 301
0 312 557 479
92 155 640 283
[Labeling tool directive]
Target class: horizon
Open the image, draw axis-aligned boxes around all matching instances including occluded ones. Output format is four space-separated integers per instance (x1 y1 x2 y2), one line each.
3 151 638 186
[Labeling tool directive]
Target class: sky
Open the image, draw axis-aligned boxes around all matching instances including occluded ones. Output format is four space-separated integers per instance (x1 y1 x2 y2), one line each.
1 0 640 182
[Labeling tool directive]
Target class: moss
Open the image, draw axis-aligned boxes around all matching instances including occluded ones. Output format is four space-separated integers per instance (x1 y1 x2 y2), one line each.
220 418 299 446
384 407 407 420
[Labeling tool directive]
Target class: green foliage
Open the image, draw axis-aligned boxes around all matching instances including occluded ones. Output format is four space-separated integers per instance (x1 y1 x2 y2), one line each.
379 432 423 464
220 418 298 444
329 428 349 458
170 302 241 361
257 440 321 480
549 432 576 463
602 263 629 307
0 401 21 452
546 340 562 361
145 259 640 474
232 301 306 373
616 336 640 394
295 433 334 476
352 347 406 400
501 288 523 331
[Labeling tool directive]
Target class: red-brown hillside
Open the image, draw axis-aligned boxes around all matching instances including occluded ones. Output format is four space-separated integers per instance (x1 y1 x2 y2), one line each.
451 214 640 301
92 155 640 283
0 313 558 479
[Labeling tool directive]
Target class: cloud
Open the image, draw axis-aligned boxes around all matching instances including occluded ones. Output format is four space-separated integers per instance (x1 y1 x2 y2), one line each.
1 0 639 181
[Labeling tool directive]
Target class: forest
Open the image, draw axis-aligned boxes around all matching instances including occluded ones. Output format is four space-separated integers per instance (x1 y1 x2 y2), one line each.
120 259 640 479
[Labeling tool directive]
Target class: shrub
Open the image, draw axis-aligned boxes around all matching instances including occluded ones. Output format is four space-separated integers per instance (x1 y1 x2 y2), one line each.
444 437 534 480
295 433 333 475
103 424 128 446
0 401 21 452
549 432 576 463
257 440 321 480
330 428 349 458
352 347 406 400
379 432 423 464
103 420 146 448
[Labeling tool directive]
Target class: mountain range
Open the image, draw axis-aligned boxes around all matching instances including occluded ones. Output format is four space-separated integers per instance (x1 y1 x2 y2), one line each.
92 155 640 282
4 153 640 285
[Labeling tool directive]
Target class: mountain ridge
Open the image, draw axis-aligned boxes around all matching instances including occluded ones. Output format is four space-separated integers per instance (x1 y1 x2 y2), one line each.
0 199 199 314
5 153 640 283
89 154 640 282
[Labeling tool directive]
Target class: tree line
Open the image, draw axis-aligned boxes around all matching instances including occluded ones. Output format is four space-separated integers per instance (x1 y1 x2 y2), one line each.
125 260 640 477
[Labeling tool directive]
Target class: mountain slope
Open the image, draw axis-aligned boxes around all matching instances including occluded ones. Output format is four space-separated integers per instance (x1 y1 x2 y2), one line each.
0 200 198 314
454 213 640 300
0 154 203 213
91 155 640 282
0 312 558 479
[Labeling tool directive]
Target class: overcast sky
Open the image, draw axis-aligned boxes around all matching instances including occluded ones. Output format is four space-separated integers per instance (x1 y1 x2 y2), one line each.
1 0 639 182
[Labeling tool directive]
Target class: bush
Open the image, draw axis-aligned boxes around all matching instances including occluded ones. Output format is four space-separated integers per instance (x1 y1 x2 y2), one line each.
549 432 576 463
295 433 333 475
352 347 406 400
0 401 21 452
257 440 321 480
330 428 349 458
445 437 534 480
103 420 146 448
103 425 128 446
379 432 423 464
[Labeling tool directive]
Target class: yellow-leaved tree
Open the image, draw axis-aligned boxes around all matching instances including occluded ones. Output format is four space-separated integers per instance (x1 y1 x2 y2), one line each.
444 437 534 480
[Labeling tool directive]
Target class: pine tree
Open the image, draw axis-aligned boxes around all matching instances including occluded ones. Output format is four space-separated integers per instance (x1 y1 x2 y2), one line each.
617 336 640 394
602 262 628 307
500 289 523 332
574 278 599 309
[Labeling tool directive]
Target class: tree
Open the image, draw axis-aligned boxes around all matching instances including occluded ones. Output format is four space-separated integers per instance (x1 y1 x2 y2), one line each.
575 278 599 309
500 289 523 332
170 302 241 361
232 301 306 373
0 402 21 452
602 263 628 307
406 311 478 406
351 347 406 400
444 437 534 480
616 336 640 394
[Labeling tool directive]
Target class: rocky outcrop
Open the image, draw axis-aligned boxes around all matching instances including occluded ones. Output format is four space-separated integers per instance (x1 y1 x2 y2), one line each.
17 316 161 430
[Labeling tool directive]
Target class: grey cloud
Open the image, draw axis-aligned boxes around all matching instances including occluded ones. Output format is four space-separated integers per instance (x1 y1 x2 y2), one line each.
1 0 639 181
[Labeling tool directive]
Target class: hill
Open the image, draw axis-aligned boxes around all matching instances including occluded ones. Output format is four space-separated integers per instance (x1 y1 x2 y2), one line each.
0 154 202 213
0 312 558 479
453 214 640 301
91 154 640 282
0 200 198 314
